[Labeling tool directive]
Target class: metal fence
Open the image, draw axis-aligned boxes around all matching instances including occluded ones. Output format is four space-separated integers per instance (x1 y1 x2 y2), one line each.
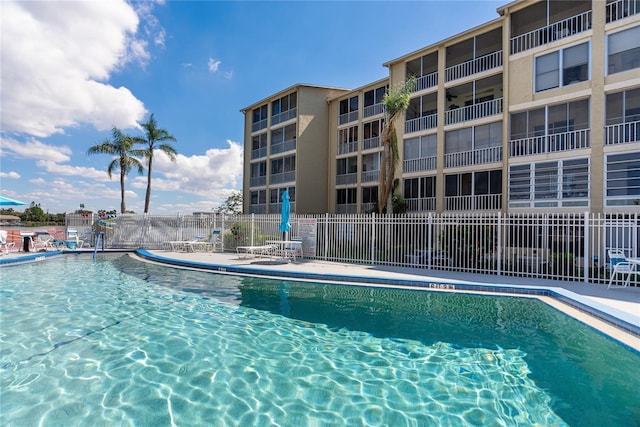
66 211 640 285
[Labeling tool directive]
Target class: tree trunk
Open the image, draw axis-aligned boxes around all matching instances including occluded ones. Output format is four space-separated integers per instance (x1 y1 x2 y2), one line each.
120 169 126 214
144 156 153 213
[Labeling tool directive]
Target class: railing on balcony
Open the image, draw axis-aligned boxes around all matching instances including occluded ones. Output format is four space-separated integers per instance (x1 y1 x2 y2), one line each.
268 202 296 214
336 173 357 185
413 71 438 92
403 156 437 173
405 197 436 212
338 141 358 155
361 170 379 183
249 204 266 214
606 0 640 23
270 171 296 184
509 129 591 157
271 139 296 155
445 194 502 211
445 51 502 82
445 146 502 168
249 176 266 187
336 204 358 214
363 103 384 118
363 136 382 151
511 10 592 54
251 119 267 133
605 121 640 145
271 108 297 126
339 110 359 125
445 98 503 125
251 147 267 159
361 202 376 213
405 113 437 134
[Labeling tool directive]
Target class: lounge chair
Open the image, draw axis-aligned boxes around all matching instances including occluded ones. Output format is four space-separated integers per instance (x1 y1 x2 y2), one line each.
32 231 64 251
0 230 15 254
66 229 84 249
607 249 636 289
236 244 276 259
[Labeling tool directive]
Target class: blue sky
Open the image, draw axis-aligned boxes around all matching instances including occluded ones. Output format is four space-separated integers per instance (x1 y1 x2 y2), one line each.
1 0 504 215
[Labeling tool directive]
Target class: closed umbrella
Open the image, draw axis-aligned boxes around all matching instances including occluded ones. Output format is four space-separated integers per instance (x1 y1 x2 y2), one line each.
279 190 291 241
0 196 26 206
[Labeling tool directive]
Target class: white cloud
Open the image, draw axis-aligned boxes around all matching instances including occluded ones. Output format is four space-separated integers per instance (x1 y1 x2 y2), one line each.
208 58 222 72
0 171 20 179
0 136 71 163
0 0 149 137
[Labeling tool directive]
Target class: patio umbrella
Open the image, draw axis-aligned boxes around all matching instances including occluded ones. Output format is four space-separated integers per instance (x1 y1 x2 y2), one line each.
279 190 291 240
0 196 27 206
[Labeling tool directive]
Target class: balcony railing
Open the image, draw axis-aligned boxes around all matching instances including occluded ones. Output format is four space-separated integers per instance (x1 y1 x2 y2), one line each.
445 98 503 125
336 204 358 214
251 119 267 133
249 176 266 187
403 156 437 173
338 141 358 155
511 10 592 54
271 108 297 126
444 146 502 168
444 194 502 211
412 71 438 92
270 171 295 184
271 138 296 155
249 204 266 214
509 129 591 157
339 110 359 125
405 197 436 212
405 113 437 134
605 121 640 145
606 0 640 23
363 136 382 151
336 173 357 185
445 51 502 82
363 103 384 118
251 147 267 159
268 202 296 214
361 170 379 183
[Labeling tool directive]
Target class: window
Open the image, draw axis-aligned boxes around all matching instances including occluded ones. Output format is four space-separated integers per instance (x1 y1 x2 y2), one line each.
252 105 267 124
337 188 357 204
535 42 589 92
364 86 386 107
270 187 295 204
271 93 297 125
404 176 436 199
250 190 266 205
404 134 437 160
474 122 502 149
337 157 358 175
510 100 589 139
362 187 378 204
250 162 266 179
606 88 640 125
339 96 359 123
606 152 640 206
445 128 473 153
608 25 640 75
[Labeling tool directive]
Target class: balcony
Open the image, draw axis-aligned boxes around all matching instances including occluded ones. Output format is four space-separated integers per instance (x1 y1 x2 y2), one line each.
405 197 436 212
251 119 267 133
249 204 266 214
444 194 502 211
336 204 358 214
270 171 295 184
361 170 379 183
363 103 384 118
403 156 437 174
271 138 296 155
445 98 503 126
338 141 358 155
251 147 267 160
606 0 640 23
336 173 357 186
363 136 382 151
511 10 592 54
271 108 297 126
405 113 437 134
445 51 502 82
605 121 640 145
269 202 296 214
339 111 359 125
249 176 266 187
509 129 591 157
445 146 502 168
412 71 438 93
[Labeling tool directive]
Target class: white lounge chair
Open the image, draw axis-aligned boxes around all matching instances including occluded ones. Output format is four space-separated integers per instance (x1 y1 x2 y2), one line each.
236 244 276 259
66 229 84 248
607 249 636 289
32 231 64 251
0 230 15 254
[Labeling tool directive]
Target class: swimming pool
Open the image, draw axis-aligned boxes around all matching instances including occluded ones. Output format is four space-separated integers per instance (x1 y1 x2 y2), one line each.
1 254 638 426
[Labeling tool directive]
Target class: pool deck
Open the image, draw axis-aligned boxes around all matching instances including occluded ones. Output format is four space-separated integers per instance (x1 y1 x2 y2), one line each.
3 248 639 350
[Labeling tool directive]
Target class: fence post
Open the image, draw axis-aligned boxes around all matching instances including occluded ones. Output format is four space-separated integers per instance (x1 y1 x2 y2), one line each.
371 213 376 265
497 212 502 276
251 213 255 247
583 211 589 283
324 213 329 261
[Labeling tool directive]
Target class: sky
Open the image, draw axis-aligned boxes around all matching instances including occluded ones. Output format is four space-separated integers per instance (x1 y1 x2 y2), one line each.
0 0 505 215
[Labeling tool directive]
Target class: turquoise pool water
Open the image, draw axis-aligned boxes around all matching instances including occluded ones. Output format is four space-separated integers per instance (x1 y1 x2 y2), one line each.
1 254 638 426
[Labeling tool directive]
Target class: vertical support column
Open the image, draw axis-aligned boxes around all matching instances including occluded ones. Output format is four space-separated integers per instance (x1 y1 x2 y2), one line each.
251 213 255 247
371 212 376 265
497 212 503 276
324 213 329 261
584 211 590 283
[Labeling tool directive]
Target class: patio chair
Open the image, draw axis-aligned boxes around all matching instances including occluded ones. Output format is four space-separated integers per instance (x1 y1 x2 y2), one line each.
607 249 636 289
32 231 64 252
66 229 84 249
0 230 15 254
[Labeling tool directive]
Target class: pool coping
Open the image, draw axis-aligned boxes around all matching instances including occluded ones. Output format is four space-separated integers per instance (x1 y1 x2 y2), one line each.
0 250 63 265
134 249 640 343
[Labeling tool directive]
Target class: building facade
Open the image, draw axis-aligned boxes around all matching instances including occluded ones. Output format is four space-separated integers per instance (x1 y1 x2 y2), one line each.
243 0 640 215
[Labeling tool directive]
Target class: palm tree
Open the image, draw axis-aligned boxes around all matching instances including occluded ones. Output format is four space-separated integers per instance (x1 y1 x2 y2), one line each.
87 127 146 214
139 113 177 214
378 77 415 214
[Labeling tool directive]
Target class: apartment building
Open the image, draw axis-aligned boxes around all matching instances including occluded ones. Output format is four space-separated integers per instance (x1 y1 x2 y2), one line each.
243 0 640 215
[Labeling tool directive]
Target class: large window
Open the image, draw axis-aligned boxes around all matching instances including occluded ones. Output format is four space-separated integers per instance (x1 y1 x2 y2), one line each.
445 122 501 153
251 133 267 159
270 187 295 204
249 162 266 187
338 125 358 154
405 134 437 159
404 176 436 211
535 42 589 92
510 99 589 139
271 92 297 125
336 157 358 175
250 190 266 205
339 95 359 124
362 187 378 204
251 105 268 131
337 188 357 204
270 123 297 154
606 87 640 125
608 25 640 75
509 158 589 207
364 86 386 108
605 152 640 206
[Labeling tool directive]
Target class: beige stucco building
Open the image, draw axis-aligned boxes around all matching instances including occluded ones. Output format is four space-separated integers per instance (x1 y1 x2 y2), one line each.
242 0 640 215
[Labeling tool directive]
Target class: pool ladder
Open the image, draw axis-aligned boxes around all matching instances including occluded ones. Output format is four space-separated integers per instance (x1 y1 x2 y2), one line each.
93 231 105 260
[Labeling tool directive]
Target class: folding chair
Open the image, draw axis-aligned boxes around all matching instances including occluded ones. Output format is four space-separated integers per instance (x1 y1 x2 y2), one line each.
607 249 635 289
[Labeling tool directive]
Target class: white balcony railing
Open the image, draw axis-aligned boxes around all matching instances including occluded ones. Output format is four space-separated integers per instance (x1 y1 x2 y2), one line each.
363 103 384 118
405 197 436 212
271 108 297 126
270 171 295 184
403 156 437 173
445 146 502 168
445 98 503 125
338 141 358 155
249 176 266 187
509 129 591 157
271 138 296 155
444 194 502 211
249 204 266 214
605 121 640 145
361 170 379 183
335 204 358 214
445 51 502 82
405 113 437 134
339 110 359 125
413 71 438 92
363 136 382 151
251 119 267 133
336 173 357 185
606 0 640 23
511 10 592 54
251 147 267 159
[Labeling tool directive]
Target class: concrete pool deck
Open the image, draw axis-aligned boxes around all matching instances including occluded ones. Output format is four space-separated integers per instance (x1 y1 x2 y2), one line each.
3 248 639 350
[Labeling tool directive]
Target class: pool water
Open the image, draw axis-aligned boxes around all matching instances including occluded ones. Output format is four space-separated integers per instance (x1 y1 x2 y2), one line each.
0 254 638 426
